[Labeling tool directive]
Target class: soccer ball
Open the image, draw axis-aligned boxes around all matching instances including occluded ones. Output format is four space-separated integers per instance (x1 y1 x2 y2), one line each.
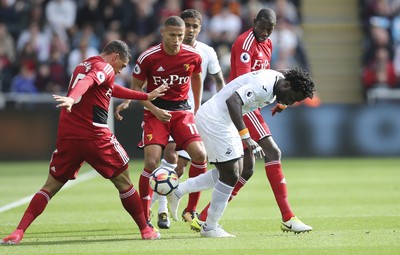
149 167 179 195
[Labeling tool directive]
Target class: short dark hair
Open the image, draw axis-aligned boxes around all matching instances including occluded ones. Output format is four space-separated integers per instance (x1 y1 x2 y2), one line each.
285 68 315 99
181 9 202 23
102 40 131 62
255 8 277 25
163 16 185 28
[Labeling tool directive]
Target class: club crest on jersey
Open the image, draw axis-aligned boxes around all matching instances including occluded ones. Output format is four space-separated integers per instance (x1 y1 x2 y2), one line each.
133 64 141 74
96 71 106 83
245 89 255 99
183 64 190 71
240 52 251 63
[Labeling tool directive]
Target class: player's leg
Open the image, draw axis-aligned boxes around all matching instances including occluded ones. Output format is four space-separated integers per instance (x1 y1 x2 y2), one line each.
198 110 264 221
200 160 238 238
139 114 169 225
172 112 207 221
198 148 253 221
155 141 177 229
88 133 162 238
1 173 65 245
110 168 160 239
175 150 201 222
261 136 312 233
183 141 207 222
1 141 77 245
141 144 163 224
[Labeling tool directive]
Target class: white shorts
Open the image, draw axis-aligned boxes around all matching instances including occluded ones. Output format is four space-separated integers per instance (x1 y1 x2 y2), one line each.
196 110 243 163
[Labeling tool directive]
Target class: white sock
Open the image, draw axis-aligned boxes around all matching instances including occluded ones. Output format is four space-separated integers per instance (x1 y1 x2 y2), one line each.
204 180 234 230
175 168 219 198
150 192 159 209
158 195 168 213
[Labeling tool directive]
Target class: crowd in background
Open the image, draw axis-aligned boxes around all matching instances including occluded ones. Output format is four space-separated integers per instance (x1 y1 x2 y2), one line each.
359 0 400 102
0 0 308 102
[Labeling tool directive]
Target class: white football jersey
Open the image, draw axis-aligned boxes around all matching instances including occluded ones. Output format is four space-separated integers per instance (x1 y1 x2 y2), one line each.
187 41 222 110
198 69 284 123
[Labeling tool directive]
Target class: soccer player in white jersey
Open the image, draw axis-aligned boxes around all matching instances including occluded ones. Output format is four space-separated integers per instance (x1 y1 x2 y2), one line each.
150 9 226 229
167 68 315 237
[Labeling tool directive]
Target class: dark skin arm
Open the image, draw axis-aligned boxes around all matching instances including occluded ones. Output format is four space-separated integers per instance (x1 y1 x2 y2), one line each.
210 70 226 92
226 92 264 159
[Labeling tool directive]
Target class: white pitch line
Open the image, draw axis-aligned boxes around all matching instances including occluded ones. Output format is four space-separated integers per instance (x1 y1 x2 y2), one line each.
0 170 98 214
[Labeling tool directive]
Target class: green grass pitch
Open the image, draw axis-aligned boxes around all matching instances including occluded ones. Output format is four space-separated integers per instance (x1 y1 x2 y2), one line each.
0 158 399 255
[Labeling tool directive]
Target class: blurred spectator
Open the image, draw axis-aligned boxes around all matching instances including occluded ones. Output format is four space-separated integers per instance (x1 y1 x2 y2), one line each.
16 22 51 63
35 50 68 94
45 0 77 41
158 0 182 21
362 47 397 93
75 0 103 34
123 0 160 57
394 43 400 82
0 21 16 92
10 60 37 93
0 45 13 93
71 23 101 50
1 0 312 109
49 32 70 63
359 0 400 102
270 17 299 69
268 0 300 25
67 37 99 75
101 0 126 31
0 21 15 64
208 2 242 48
0 0 20 38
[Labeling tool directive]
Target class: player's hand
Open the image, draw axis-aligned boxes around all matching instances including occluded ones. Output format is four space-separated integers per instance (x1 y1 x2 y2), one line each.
243 137 264 159
271 104 287 116
114 100 130 121
153 108 172 123
148 84 169 101
53 95 74 113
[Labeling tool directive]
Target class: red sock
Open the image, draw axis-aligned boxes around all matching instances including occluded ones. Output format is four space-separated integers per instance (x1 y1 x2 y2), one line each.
185 161 207 212
120 185 148 230
17 189 51 231
138 169 153 221
265 161 294 221
198 176 246 221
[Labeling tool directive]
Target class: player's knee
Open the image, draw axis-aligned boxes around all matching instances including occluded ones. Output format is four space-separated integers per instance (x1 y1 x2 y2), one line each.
190 149 206 163
145 159 159 172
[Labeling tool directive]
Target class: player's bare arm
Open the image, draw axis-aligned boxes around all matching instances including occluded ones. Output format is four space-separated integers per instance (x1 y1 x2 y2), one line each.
226 92 264 159
211 71 226 92
191 72 202 114
115 78 144 120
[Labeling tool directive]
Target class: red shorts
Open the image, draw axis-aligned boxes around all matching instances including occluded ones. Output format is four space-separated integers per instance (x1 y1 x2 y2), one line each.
243 109 271 148
49 132 129 183
140 110 202 151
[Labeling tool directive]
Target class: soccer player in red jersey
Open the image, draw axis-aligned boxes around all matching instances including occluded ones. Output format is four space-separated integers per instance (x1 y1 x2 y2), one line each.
197 8 313 233
114 16 207 228
1 40 167 245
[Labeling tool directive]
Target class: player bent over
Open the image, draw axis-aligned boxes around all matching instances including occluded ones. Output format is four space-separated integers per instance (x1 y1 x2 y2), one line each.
168 68 314 237
1 40 167 245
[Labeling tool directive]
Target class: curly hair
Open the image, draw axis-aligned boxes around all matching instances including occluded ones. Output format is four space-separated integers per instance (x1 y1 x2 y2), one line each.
285 67 315 99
